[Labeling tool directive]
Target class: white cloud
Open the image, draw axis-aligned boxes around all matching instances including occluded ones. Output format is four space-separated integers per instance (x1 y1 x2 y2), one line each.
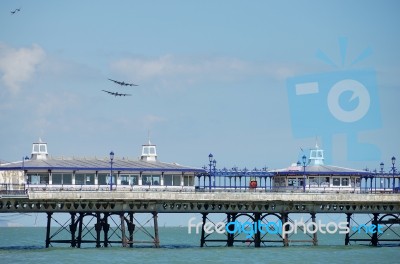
0 43 45 94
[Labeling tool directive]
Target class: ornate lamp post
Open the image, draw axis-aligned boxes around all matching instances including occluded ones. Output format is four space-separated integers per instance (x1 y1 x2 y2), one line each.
380 162 384 190
212 159 217 188
392 156 396 193
110 151 114 191
208 153 213 191
302 155 307 192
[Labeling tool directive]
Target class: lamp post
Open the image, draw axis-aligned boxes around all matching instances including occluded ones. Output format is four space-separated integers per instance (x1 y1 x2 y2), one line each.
208 153 213 191
392 156 396 193
380 162 384 190
302 155 307 192
110 151 114 191
212 159 217 188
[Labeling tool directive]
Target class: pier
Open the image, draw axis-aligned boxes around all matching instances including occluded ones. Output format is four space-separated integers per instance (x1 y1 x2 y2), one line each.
1 140 400 248
1 188 400 247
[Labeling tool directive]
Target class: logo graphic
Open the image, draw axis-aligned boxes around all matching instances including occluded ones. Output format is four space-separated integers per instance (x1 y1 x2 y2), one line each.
286 37 381 162
188 217 382 238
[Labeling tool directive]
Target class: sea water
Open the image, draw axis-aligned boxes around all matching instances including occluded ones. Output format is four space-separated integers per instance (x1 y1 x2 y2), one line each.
0 227 399 264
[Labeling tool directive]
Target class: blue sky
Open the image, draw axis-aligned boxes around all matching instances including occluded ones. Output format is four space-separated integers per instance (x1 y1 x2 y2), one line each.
1 0 399 171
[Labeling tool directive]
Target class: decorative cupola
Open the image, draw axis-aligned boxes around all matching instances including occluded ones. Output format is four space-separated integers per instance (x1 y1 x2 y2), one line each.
31 138 48 160
308 142 324 166
140 140 157 162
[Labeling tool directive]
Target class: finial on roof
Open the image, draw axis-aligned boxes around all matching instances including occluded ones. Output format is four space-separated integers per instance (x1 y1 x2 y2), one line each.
148 129 151 145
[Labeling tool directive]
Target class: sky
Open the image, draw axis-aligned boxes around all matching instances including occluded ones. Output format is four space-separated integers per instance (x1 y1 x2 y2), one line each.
1 1 400 226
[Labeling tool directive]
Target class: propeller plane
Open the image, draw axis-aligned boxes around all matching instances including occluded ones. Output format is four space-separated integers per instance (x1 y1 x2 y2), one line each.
101 90 131 97
11 8 21 15
108 78 138 86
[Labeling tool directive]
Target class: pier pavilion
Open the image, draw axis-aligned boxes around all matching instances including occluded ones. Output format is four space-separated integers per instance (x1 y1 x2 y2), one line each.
0 139 203 191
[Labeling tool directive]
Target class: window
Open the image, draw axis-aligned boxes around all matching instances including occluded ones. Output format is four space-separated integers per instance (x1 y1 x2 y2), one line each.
63 174 72 184
120 174 130 185
142 174 161 185
341 178 349 186
27 173 49 184
149 147 155 154
164 175 173 186
120 174 139 185
98 174 108 185
333 178 340 186
184 175 194 186
164 174 181 186
75 174 85 185
52 174 62 184
288 178 298 187
39 144 46 152
273 177 285 187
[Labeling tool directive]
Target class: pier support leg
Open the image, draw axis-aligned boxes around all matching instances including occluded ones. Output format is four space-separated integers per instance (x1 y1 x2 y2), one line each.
70 213 77 247
128 212 135 248
311 213 318 246
345 213 352 246
45 212 53 248
103 213 110 247
254 213 261 248
226 213 236 247
121 213 127 247
153 212 160 248
281 213 289 247
371 213 379 246
200 213 208 247
77 213 83 248
95 213 102 248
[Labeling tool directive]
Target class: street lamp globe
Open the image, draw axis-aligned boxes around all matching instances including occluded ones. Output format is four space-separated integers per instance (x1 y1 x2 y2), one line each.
208 153 213 163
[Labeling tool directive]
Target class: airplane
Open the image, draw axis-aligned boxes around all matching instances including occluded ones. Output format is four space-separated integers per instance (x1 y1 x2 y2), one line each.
11 8 21 14
108 78 138 86
102 90 131 97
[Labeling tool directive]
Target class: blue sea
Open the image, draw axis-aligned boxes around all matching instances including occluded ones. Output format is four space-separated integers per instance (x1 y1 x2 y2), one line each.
0 227 399 264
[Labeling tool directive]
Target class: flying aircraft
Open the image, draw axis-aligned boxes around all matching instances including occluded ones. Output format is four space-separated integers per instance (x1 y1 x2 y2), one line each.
11 8 21 14
108 78 138 86
102 90 131 97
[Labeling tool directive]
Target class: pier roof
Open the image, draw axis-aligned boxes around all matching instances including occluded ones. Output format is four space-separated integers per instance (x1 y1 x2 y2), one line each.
0 157 205 173
270 144 371 176
271 164 370 176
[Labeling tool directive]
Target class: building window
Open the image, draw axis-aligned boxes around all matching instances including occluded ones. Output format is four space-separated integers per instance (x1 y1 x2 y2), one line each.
142 174 161 185
52 174 62 184
164 174 181 186
273 177 285 187
288 178 298 187
333 178 340 186
75 174 85 185
74 174 95 185
184 175 194 186
341 178 349 186
27 173 49 184
98 174 108 185
120 174 129 185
